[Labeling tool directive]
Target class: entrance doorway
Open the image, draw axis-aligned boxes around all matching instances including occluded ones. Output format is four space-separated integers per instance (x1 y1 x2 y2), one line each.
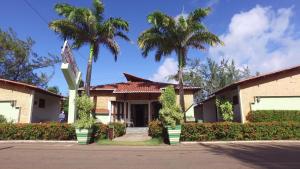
131 104 148 127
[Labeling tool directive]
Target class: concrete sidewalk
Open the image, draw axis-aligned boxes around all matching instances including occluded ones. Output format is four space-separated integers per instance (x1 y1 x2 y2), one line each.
0 142 299 169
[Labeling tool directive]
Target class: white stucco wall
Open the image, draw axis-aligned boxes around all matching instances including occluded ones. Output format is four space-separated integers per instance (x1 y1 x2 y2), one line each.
31 92 61 123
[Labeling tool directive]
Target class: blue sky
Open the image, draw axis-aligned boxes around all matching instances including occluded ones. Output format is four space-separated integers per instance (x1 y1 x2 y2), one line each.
1 0 300 95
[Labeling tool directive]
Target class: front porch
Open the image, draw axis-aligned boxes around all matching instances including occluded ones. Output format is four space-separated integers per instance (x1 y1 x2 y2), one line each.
109 98 161 127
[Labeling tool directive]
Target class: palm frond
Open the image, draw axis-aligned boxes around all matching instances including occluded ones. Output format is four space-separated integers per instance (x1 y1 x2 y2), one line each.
54 3 76 17
103 38 120 61
187 8 211 24
92 0 104 22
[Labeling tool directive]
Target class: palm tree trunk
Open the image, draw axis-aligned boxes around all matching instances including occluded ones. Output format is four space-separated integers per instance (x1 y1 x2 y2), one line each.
178 49 186 122
85 45 94 96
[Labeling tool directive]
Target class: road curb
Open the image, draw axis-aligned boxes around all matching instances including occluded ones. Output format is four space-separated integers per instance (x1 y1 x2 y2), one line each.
181 140 300 145
0 140 77 144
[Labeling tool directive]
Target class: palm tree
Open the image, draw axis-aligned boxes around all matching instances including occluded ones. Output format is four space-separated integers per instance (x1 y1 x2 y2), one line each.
138 8 223 121
49 0 129 96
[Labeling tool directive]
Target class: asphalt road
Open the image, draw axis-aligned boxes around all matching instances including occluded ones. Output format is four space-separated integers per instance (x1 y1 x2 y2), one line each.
0 142 299 169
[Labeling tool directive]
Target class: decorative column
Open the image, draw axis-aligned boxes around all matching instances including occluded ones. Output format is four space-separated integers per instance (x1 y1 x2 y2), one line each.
148 101 151 124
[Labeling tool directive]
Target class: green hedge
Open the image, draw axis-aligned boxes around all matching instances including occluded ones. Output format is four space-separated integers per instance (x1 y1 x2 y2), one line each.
247 110 300 122
148 121 300 141
0 123 76 140
0 122 126 141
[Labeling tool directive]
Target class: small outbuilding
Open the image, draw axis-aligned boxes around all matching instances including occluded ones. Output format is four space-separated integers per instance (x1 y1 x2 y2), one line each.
201 65 300 123
0 78 63 123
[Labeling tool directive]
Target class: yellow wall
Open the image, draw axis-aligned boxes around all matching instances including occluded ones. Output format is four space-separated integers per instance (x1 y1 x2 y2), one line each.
93 94 116 110
240 69 300 122
0 83 33 123
176 91 195 111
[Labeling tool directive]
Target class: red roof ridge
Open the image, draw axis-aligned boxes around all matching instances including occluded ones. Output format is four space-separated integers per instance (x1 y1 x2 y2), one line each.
0 78 63 98
123 72 153 82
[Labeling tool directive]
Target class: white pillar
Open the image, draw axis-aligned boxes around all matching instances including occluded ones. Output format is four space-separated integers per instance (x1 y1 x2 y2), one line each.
148 101 151 124
128 102 131 123
108 101 112 123
68 89 77 123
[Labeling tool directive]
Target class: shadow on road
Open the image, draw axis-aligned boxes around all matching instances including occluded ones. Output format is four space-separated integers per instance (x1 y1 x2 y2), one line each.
202 143 300 169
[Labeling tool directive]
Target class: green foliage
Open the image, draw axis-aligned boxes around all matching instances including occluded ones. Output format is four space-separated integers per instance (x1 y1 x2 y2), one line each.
148 120 163 138
0 123 76 140
0 28 60 88
50 0 130 95
74 94 95 129
247 110 300 122
216 99 234 122
92 122 126 141
109 122 126 137
92 123 108 140
138 8 223 112
159 86 183 128
47 86 60 94
0 115 7 123
169 58 251 102
180 122 300 141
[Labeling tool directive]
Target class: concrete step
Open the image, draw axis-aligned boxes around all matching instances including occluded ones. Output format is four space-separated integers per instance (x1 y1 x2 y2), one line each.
114 127 150 142
126 127 148 134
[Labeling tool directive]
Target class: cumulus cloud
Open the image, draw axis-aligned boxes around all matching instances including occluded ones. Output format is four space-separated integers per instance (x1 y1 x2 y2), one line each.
150 58 178 83
209 5 300 73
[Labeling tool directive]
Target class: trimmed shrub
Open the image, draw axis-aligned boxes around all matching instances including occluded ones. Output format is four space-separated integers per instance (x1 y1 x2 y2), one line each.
247 110 300 122
93 123 108 140
0 123 76 140
149 121 300 141
110 122 126 137
181 122 300 141
148 120 163 138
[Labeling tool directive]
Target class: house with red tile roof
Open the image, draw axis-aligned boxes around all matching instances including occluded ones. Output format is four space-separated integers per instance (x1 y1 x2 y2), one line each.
0 78 63 123
200 65 300 123
80 73 201 126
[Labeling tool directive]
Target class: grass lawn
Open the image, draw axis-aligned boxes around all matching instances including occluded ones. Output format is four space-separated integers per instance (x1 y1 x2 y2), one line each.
97 138 164 146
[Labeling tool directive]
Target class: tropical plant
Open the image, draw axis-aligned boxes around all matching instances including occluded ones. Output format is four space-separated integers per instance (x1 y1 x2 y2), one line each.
49 0 130 96
138 8 223 120
74 94 95 129
216 99 234 122
159 86 183 128
0 28 60 88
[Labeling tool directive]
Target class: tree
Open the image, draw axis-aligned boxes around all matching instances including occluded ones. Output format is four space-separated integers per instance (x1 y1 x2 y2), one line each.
138 8 223 120
170 57 251 102
0 28 60 88
49 0 129 96
47 86 60 94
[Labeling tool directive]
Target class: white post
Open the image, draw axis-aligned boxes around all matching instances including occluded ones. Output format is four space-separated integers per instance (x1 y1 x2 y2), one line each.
68 89 77 123
128 102 131 124
148 101 151 124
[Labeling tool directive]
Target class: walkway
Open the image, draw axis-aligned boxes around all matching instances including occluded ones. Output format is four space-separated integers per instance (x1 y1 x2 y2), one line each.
113 127 151 141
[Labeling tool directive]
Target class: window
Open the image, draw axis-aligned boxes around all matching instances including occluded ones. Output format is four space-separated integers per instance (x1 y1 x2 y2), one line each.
38 99 46 108
232 95 239 105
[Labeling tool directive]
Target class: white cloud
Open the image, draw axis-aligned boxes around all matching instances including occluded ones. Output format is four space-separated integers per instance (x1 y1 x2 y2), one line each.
150 58 178 83
209 5 300 73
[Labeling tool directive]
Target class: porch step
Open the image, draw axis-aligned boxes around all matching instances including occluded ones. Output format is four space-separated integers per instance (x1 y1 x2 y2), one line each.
113 127 150 142
126 127 148 134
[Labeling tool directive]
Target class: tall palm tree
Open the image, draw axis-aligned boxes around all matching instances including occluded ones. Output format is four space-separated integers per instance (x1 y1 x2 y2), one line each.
138 8 223 121
49 0 129 96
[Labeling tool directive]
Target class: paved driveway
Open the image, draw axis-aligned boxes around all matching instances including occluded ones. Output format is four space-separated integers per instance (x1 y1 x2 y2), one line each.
0 142 299 169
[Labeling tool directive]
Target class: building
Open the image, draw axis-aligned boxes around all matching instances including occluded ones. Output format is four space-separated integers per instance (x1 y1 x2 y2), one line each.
201 65 300 123
82 73 201 126
0 78 63 123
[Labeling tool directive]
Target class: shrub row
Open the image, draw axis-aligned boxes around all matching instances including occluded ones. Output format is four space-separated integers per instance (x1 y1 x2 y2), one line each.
148 121 300 141
247 110 300 122
0 123 76 140
0 122 126 141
